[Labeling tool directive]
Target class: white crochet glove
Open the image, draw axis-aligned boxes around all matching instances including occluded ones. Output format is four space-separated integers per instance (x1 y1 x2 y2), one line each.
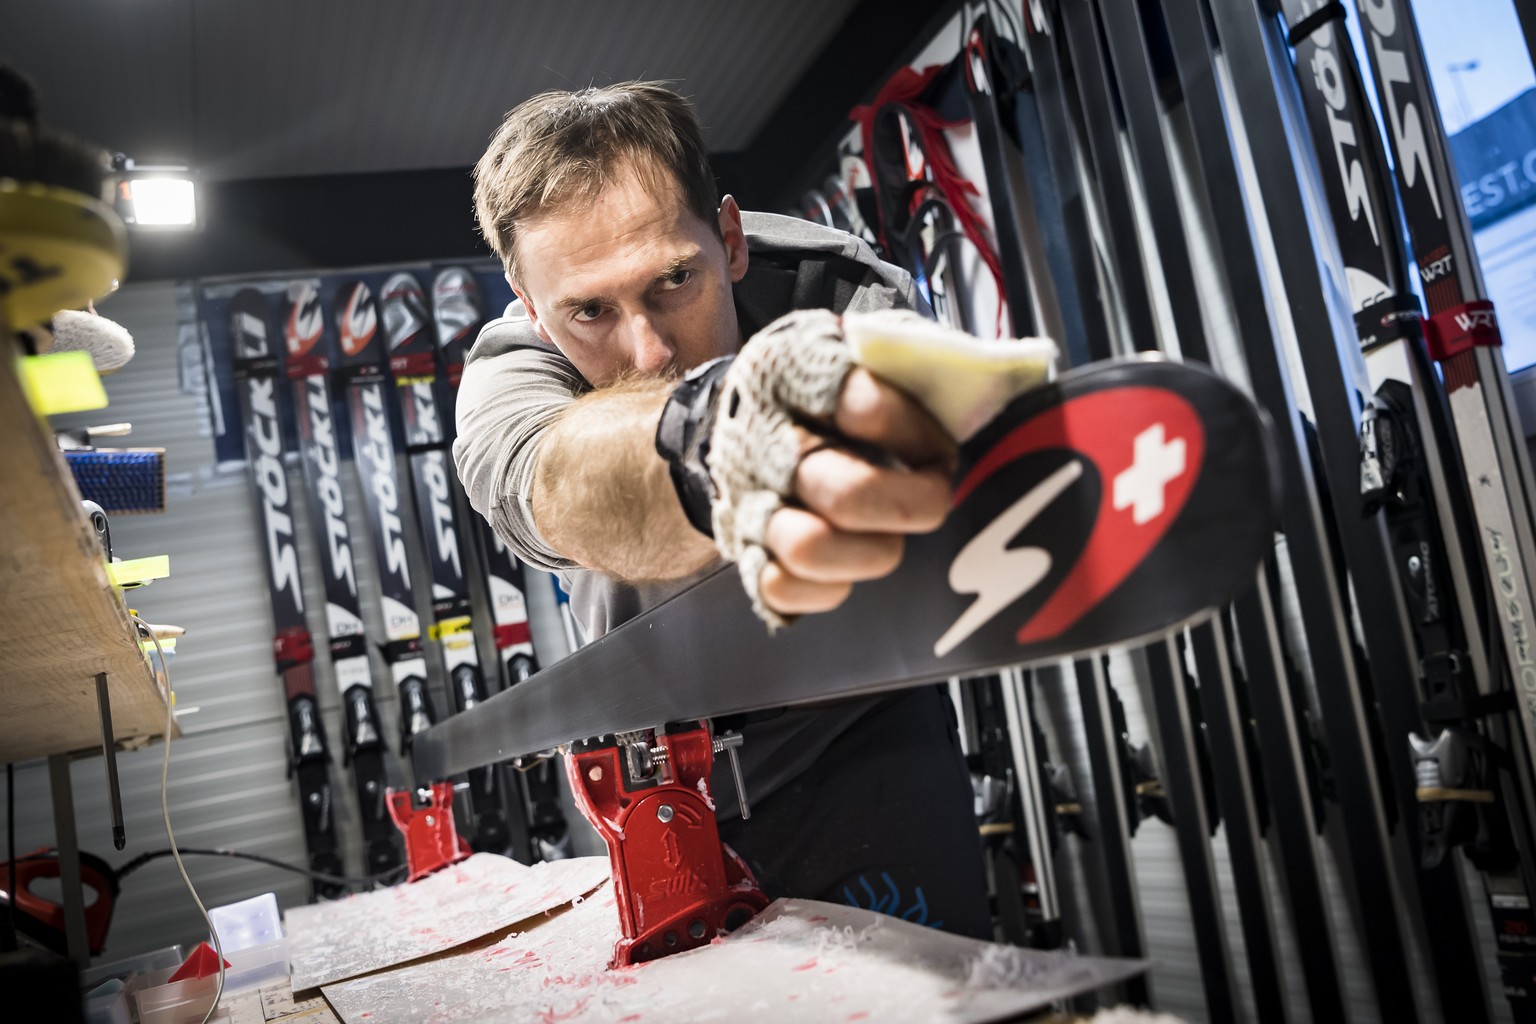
707 308 1056 630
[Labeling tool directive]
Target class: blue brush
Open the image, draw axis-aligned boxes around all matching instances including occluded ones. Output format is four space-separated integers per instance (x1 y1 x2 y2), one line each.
65 447 166 513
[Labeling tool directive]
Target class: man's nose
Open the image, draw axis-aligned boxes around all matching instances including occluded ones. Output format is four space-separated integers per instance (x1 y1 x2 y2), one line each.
625 314 675 375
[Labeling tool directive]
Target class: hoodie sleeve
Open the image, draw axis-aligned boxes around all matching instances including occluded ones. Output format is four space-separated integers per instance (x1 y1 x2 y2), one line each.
452 331 585 573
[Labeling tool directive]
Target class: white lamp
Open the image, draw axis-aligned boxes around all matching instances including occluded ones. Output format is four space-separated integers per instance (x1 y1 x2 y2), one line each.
113 157 199 230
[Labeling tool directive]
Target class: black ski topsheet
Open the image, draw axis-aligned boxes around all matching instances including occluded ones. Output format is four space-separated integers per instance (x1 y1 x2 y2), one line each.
431 267 539 682
431 265 481 396
1347 0 1536 1007
379 272 486 705
1353 0 1536 738
334 280 437 748
413 356 1278 781
227 287 342 897
381 271 510 854
433 266 570 861
283 281 401 876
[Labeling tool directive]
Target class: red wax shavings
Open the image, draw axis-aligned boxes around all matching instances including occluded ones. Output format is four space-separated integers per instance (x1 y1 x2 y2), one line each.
538 996 591 1023
619 1016 643 1022
793 959 819 971
808 915 829 923
848 1014 871 1021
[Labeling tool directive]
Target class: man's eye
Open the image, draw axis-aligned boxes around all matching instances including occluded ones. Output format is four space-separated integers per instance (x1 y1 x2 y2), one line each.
573 303 604 323
661 269 691 289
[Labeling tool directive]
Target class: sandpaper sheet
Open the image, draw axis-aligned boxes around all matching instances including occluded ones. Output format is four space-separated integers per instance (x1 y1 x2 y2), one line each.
285 854 610 990
323 883 1148 1023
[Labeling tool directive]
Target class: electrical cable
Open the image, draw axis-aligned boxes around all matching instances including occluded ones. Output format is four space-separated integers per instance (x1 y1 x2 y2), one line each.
7 847 406 890
4 762 16 953
136 614 223 1024
114 848 406 888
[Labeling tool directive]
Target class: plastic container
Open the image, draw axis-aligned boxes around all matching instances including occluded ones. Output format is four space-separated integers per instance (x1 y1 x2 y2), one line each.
133 972 218 1024
209 892 282 953
83 978 130 1024
221 936 289 994
207 891 288 993
81 944 185 990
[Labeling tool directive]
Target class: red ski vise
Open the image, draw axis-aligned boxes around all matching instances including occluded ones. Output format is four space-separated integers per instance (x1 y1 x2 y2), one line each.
567 722 768 966
387 781 470 882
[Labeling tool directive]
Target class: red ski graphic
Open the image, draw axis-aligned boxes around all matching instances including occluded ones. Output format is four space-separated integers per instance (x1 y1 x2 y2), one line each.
941 387 1203 654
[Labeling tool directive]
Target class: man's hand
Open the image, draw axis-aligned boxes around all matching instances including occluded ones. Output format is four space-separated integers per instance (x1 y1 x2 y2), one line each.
758 368 956 615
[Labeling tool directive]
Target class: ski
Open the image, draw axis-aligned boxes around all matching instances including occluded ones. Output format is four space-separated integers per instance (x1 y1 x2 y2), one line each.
282 281 402 878
1275 1 1526 1017
413 352 1278 775
848 57 1089 958
226 287 343 900
333 280 438 760
378 271 511 855
1346 0 1536 1007
1113 0 1475 1017
431 266 572 862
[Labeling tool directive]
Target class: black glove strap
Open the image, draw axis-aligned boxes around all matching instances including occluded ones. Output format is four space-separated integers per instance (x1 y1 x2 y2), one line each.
655 355 734 538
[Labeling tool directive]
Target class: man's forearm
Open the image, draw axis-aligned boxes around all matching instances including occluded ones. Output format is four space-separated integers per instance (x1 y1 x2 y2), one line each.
532 379 718 582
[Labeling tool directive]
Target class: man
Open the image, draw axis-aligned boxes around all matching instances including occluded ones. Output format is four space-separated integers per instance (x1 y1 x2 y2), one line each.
455 82 990 938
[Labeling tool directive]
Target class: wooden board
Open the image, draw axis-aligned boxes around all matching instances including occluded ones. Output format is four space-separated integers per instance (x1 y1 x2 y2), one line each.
0 346 173 763
284 853 610 990
322 884 1149 1023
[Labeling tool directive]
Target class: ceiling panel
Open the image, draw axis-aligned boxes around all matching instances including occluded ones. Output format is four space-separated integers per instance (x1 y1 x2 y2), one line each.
5 0 860 181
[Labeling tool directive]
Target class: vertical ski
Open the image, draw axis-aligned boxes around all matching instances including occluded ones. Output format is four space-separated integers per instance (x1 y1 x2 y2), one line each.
1139 0 1467 1016
1349 0 1536 1007
282 281 402 877
226 287 343 900
431 266 572 861
333 281 438 758
378 271 510 855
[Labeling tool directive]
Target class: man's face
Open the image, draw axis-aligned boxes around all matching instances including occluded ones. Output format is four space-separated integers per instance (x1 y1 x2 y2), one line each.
511 168 750 388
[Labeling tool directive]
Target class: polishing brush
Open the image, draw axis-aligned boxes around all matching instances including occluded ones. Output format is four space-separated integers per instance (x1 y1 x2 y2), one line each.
0 65 127 332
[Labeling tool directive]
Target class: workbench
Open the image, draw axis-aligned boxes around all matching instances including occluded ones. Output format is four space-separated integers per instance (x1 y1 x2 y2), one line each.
1 342 177 962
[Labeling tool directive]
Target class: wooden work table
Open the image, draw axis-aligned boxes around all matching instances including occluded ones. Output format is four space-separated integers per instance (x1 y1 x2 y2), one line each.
1 338 177 965
0 343 173 762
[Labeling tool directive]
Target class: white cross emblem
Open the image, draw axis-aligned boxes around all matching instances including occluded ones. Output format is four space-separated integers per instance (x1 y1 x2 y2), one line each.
1113 423 1187 525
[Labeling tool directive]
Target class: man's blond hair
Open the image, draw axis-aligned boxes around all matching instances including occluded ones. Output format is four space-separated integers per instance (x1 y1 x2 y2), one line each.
473 82 720 284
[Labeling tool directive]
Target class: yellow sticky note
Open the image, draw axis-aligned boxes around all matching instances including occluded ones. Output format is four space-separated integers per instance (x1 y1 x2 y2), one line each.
108 555 171 587
17 351 108 415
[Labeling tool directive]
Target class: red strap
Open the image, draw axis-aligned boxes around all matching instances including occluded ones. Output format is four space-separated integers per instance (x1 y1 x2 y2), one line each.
1426 300 1502 362
274 626 315 668
850 65 1006 307
493 622 532 649
284 351 328 379
389 351 437 377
